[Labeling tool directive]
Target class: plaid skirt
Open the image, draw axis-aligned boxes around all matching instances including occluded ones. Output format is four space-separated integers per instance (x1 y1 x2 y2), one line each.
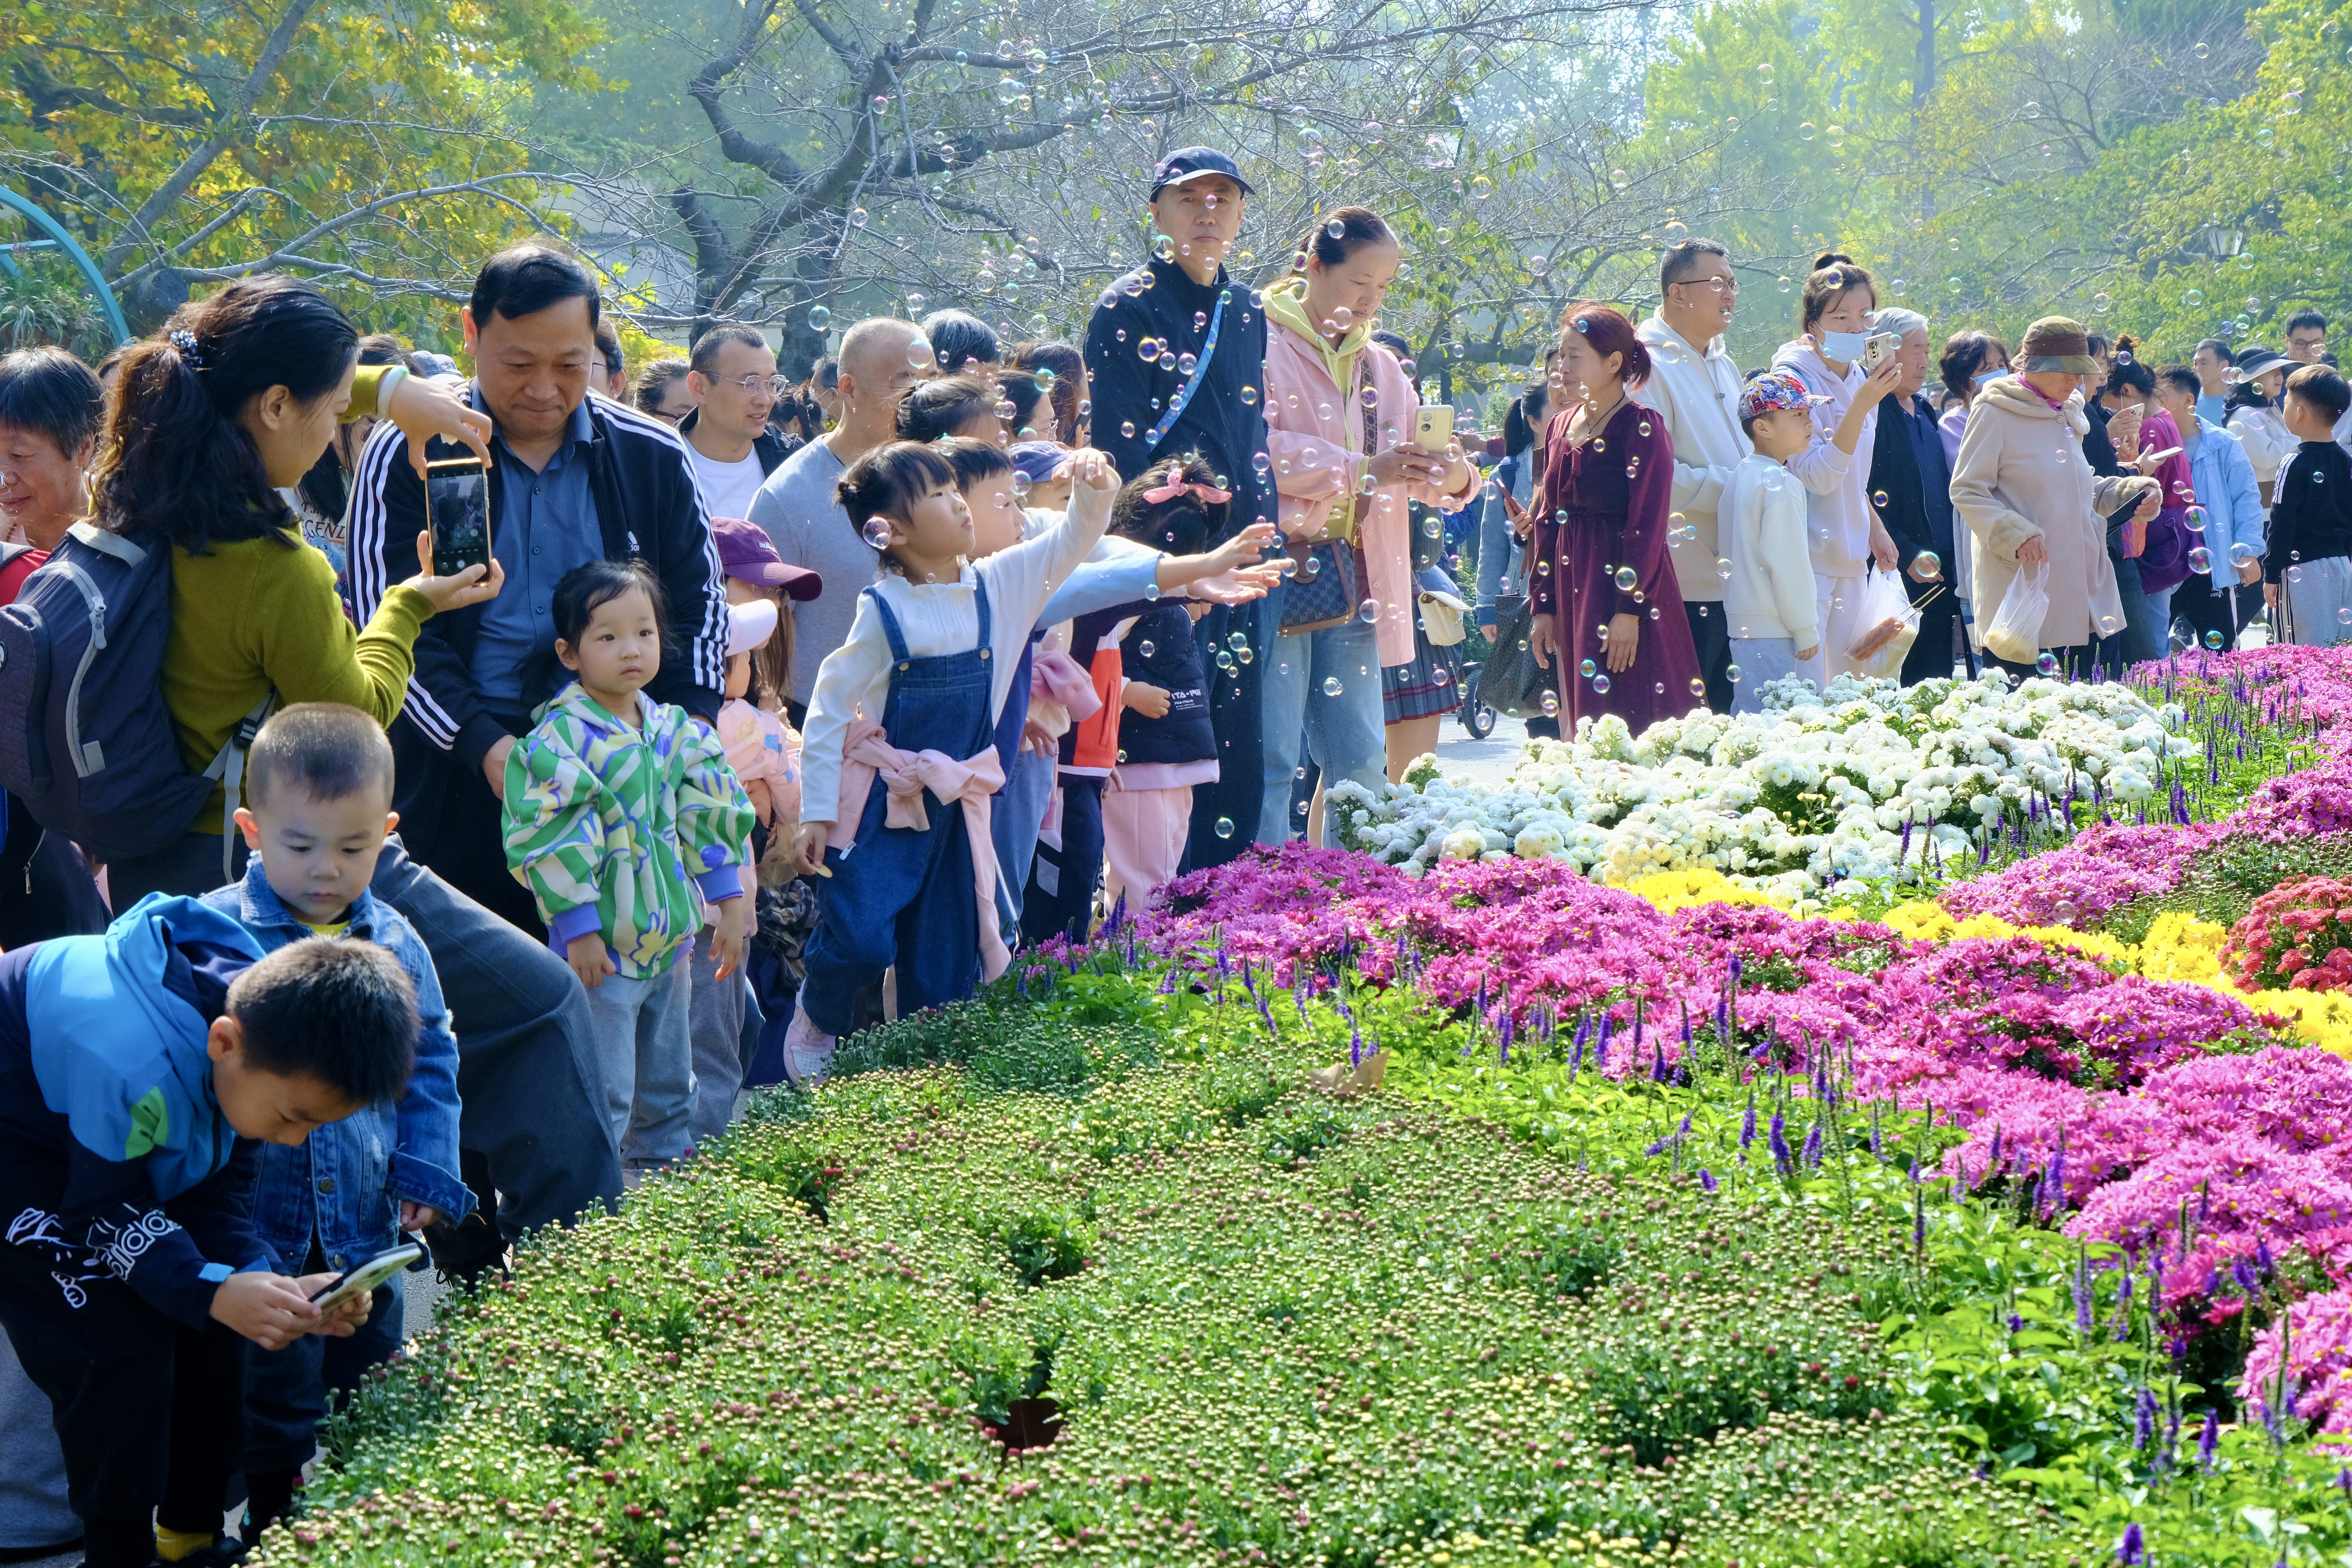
1382 626 1466 723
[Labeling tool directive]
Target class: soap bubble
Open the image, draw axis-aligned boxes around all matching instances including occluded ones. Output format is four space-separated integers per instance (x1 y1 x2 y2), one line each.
1613 565 1638 591
1239 384 1260 406
1725 664 1742 684
905 291 928 315
1689 676 1707 698
1872 490 1890 507
1541 690 1560 715
2036 652 2060 675
1592 673 1611 694
2054 900 2079 926
1913 551 1942 581
1358 599 1380 623
1138 639 1156 658
2186 546 2212 574
1799 121 1817 141
2338 606 2352 626
807 304 833 331
2184 505 2207 533
1228 632 1248 651
1579 658 1597 678
1757 61 1775 81
2205 630 2224 649
1214 817 1235 838
861 517 892 550
1322 676 1343 697
2228 542 2256 566
1716 557 1733 580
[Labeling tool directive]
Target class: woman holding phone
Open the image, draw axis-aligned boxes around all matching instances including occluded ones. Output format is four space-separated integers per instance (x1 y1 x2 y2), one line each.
96 275 507 903
1256 205 1477 845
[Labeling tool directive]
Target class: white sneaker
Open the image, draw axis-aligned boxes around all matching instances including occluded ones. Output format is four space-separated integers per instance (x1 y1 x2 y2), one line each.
782 1007 836 1090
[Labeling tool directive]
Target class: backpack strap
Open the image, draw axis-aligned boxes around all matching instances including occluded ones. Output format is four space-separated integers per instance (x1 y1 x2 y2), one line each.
200 690 279 883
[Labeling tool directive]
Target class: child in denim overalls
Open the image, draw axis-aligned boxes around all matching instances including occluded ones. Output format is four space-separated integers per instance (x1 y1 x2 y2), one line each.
784 442 1119 1083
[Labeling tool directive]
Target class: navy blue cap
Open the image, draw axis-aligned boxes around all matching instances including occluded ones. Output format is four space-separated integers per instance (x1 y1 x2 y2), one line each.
1150 147 1255 199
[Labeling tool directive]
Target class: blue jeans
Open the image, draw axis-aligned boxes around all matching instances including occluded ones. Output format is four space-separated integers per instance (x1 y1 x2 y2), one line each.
1256 615 1387 847
688 941 747 1145
244 1278 404 1472
2114 556 2174 666
584 959 694 1168
991 747 1056 936
1728 637 1804 714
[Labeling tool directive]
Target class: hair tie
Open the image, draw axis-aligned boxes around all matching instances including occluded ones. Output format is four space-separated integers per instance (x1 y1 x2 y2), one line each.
1141 463 1232 507
169 328 205 368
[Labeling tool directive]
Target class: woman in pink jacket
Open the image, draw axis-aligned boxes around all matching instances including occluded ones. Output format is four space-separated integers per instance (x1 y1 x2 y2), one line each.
1256 206 1478 845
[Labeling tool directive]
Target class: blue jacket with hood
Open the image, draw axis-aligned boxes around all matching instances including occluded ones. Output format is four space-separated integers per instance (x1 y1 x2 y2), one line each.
0 895 278 1329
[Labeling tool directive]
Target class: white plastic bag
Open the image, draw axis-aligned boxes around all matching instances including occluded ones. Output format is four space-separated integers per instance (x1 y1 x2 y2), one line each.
1981 560 2052 666
1845 566 1921 678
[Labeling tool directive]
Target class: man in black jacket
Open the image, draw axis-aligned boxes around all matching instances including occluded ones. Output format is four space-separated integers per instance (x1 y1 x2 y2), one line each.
1864 310 1972 683
1085 147 1276 868
348 244 729 936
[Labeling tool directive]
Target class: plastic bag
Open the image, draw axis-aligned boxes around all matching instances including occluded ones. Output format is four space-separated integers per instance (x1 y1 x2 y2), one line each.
1845 566 1921 678
1981 560 2051 666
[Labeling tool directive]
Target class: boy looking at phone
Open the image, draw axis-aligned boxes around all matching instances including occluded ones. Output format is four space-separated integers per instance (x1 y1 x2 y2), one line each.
0 902 416 1568
199 703 468 1540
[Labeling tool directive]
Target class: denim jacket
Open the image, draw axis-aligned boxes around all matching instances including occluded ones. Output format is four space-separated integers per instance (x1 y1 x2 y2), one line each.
200 860 471 1271
1476 449 1533 619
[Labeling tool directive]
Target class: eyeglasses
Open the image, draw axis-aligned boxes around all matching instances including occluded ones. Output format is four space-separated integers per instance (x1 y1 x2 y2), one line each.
718 374 791 398
1675 276 1739 296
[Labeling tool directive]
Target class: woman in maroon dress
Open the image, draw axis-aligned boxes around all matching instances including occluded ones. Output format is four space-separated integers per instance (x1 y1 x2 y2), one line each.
1528 303 1704 733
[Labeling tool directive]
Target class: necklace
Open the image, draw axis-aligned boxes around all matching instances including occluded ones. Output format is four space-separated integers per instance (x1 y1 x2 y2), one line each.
1573 389 1628 445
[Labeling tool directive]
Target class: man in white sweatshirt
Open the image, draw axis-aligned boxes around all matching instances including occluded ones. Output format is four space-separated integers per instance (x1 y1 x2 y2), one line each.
1635 239 1749 713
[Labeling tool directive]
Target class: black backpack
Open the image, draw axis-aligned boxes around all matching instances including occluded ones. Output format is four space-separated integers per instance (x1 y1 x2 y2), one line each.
0 524 270 870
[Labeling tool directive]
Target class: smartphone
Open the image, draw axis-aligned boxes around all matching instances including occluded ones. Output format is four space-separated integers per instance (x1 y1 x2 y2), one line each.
2139 446 2183 465
309 1243 422 1312
425 458 491 577
1861 332 1901 372
1413 404 1456 449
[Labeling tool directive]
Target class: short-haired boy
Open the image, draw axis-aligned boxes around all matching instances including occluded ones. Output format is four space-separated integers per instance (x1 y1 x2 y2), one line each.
202 702 470 1539
1722 370 1827 710
2266 363 2352 646
0 906 414 1568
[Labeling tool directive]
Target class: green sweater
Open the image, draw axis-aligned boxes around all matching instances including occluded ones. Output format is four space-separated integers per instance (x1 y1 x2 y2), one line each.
164 536 433 833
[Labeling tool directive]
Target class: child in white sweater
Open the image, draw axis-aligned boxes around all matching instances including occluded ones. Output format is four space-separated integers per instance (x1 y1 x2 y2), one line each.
1723 370 1826 712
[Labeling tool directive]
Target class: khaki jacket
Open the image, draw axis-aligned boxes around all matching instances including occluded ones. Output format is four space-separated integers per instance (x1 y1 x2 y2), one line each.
1951 377 2155 651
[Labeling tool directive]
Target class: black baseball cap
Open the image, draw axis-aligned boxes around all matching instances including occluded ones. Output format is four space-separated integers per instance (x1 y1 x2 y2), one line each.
1149 147 1255 199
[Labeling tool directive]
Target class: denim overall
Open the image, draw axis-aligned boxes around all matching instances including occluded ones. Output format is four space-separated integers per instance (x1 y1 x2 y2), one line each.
799 580 996 1035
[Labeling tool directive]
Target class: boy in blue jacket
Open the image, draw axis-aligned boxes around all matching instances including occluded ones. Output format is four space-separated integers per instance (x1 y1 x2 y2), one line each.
0 899 414 1568
201 702 470 1539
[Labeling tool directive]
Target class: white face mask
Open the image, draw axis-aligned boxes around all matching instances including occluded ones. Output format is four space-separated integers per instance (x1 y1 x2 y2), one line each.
1817 329 1869 363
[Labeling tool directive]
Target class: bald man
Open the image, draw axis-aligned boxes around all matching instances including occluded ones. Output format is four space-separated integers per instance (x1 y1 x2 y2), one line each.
748 317 933 722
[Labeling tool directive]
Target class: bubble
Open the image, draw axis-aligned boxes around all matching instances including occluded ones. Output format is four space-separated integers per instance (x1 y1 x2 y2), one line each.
1914 551 1942 580
1354 598 1381 625
1214 817 1235 839
1527 254 1550 277
2054 900 2079 926
2193 41 2209 58
1756 61 1775 81
1322 676 1343 697
1578 658 1597 678
1470 176 1494 200
2186 546 2213 574
1664 220 1689 241
2229 542 2256 566
1891 277 1908 298
1799 121 1817 141
807 304 833 332
1120 420 1136 439
2184 505 2207 533
903 290 928 316
1725 663 1742 683
1826 124 1846 149
1592 673 1612 694
2338 606 2352 626
2091 292 2112 315
1716 556 1733 580
861 517 892 550
1239 384 1260 406
1541 690 1561 715
2204 629 2225 650
1872 490 1890 507
851 206 869 228
1227 632 1247 651
1138 639 1156 659
2036 652 2059 675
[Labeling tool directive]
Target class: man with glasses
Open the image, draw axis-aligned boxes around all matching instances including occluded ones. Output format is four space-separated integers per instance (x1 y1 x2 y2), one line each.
1635 237 1747 711
680 325 792 520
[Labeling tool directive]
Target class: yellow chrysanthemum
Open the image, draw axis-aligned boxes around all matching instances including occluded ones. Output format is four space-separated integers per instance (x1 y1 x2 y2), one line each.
1619 867 1791 913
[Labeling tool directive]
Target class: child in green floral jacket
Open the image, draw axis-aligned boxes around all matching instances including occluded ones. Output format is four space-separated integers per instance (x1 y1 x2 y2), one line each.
502 560 754 1173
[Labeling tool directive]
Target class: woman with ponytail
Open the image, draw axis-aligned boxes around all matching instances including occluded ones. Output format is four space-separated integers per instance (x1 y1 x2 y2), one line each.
96 274 507 902
1256 205 1478 844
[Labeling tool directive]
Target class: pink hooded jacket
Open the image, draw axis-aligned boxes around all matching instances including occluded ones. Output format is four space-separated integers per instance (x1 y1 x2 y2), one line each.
1263 285 1478 666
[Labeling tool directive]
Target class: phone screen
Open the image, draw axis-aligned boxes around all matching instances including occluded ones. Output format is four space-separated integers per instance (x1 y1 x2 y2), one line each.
1414 404 1456 448
426 459 491 577
309 1243 421 1311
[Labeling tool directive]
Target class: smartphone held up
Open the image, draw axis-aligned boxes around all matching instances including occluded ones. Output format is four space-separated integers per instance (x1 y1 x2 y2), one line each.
426 458 491 578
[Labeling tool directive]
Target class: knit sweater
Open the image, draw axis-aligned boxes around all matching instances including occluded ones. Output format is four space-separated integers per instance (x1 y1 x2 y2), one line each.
164 537 434 833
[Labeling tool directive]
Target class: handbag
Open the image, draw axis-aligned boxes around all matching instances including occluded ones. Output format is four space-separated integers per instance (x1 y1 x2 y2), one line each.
1478 593 1555 718
1280 354 1375 636
1419 585 1469 648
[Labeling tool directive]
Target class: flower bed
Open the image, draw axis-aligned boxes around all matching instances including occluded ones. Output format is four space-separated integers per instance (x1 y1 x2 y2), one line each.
1329 648 2338 905
250 649 2352 1568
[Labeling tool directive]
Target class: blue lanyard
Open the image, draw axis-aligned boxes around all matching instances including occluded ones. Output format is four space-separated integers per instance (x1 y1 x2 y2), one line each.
1142 287 1230 453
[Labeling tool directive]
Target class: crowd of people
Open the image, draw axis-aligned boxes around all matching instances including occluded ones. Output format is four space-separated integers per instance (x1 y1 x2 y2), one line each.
0 135 2349 1566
